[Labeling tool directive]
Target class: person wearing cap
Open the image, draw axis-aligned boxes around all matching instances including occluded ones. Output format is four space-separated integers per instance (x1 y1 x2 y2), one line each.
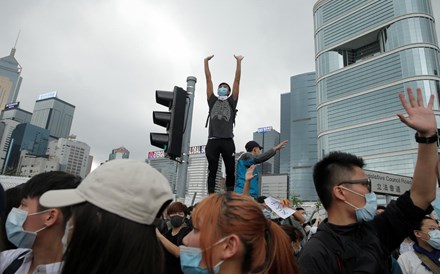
0 171 81 274
39 159 173 274
234 140 288 198
204 54 243 194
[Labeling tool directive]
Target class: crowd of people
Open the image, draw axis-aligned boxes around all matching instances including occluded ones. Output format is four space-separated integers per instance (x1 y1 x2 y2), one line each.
0 55 439 273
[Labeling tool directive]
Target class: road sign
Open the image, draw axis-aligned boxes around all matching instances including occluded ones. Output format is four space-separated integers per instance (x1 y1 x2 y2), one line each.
364 169 412 196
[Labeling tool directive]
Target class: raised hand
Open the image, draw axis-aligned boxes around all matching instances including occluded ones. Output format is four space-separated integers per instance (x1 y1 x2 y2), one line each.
274 140 288 151
245 165 256 182
205 55 214 62
234 54 244 61
397 88 436 137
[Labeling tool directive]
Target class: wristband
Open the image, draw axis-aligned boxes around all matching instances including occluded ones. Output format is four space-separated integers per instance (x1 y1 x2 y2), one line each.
415 132 438 145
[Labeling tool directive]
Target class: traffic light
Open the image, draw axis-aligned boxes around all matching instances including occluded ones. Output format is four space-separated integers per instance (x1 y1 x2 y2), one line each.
150 86 187 160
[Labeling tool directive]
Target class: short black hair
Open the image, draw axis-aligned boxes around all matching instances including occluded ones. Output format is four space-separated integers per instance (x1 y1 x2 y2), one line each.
218 82 231 92
313 151 365 210
21 171 82 226
409 216 436 243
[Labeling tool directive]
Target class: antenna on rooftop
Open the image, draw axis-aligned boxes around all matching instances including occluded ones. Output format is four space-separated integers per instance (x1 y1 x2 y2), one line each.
14 30 21 49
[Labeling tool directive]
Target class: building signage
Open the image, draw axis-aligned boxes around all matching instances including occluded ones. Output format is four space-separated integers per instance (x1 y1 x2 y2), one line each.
257 126 273 133
5 102 19 109
38 91 57 100
364 169 412 196
148 145 206 159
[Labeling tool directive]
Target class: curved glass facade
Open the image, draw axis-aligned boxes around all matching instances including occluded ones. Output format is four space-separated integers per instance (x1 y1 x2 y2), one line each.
314 0 440 179
317 18 438 78
315 0 434 55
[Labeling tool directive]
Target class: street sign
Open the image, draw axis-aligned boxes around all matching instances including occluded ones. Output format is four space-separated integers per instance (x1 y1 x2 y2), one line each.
364 169 412 196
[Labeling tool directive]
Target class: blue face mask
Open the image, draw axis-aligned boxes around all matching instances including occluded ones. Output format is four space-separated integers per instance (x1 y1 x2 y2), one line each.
342 187 377 222
6 207 49 248
427 230 440 250
218 87 228 96
180 237 227 274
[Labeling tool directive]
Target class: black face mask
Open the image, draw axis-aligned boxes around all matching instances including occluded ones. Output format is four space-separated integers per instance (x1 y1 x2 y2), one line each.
170 216 184 228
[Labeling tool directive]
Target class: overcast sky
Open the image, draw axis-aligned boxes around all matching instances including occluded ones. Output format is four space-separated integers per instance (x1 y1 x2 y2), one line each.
1 1 439 169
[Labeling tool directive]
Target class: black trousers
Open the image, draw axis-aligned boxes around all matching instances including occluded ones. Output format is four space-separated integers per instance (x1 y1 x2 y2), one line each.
205 138 235 193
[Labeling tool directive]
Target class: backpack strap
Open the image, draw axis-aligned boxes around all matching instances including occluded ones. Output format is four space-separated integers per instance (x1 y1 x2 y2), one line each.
414 251 440 274
3 250 30 274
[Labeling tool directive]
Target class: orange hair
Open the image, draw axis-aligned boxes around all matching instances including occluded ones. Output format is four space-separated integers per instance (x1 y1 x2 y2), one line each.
192 192 298 274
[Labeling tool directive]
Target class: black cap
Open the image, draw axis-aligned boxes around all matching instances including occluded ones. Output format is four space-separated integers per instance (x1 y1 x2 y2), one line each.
245 141 263 152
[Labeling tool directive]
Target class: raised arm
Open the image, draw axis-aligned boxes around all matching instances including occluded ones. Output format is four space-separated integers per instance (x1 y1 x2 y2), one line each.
204 55 214 100
254 140 288 164
243 165 256 195
232 55 244 100
156 228 180 257
397 88 438 210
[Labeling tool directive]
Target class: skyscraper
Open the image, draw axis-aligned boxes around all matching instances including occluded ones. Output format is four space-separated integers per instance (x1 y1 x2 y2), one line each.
280 72 318 201
253 127 281 175
30 92 75 139
4 123 50 174
314 0 440 177
0 47 22 110
147 145 222 204
108 146 130 160
46 137 91 178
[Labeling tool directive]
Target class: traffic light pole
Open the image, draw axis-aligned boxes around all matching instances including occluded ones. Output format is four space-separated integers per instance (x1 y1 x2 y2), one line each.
176 76 197 203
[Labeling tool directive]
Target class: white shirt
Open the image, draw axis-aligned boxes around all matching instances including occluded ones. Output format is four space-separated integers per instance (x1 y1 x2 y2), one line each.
0 248 63 274
398 250 433 274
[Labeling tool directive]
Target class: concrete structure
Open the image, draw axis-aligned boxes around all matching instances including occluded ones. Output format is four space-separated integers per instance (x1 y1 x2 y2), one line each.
19 155 59 178
108 146 130 160
260 174 289 200
0 103 32 123
0 48 22 111
148 145 222 204
30 93 75 139
46 137 91 178
314 0 440 177
280 72 318 201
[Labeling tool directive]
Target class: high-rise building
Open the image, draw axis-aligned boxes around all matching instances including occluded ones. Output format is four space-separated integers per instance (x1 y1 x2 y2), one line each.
0 48 22 110
147 145 222 204
0 102 32 123
30 92 75 139
280 72 318 201
4 123 50 174
253 127 281 175
147 151 178 192
0 103 33 173
46 137 91 178
19 155 59 178
108 146 130 160
314 0 440 177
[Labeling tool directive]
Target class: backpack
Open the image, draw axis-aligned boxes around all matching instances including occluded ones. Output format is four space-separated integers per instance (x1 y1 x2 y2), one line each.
205 98 238 128
3 250 30 274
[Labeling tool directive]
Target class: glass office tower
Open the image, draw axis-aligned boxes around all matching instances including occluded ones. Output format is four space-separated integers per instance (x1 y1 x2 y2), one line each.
314 0 440 176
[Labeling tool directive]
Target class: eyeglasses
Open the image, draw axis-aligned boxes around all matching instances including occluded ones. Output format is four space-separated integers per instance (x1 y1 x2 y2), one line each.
337 178 372 192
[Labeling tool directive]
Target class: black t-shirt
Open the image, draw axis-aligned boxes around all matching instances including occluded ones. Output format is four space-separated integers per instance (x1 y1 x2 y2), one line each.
298 191 433 274
208 95 237 138
163 226 192 274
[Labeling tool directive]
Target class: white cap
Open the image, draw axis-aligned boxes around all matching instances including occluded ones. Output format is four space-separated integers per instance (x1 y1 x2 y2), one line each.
40 159 173 225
